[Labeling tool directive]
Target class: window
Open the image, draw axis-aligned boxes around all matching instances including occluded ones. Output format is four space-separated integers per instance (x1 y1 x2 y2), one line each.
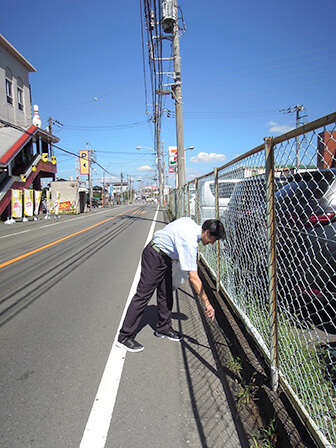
5 68 13 105
17 78 24 111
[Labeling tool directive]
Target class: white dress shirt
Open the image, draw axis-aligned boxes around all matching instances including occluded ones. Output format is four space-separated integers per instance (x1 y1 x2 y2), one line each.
152 217 201 271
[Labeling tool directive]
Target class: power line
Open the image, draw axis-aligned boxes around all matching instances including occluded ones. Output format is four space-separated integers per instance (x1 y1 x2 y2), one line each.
61 119 150 131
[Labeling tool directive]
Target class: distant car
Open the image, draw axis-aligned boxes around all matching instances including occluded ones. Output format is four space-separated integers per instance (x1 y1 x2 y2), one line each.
87 198 99 208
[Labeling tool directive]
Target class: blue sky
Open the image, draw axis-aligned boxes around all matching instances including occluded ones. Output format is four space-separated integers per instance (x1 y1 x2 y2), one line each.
2 0 336 188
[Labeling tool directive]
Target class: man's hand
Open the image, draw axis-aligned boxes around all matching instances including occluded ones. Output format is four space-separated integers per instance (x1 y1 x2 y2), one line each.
204 301 215 321
188 270 215 321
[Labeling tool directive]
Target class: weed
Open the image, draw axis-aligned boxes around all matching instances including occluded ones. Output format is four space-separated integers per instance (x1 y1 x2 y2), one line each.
224 356 243 376
237 372 258 410
250 418 277 448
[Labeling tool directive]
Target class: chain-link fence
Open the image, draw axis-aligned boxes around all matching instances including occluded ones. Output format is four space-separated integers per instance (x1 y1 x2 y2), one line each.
168 112 336 448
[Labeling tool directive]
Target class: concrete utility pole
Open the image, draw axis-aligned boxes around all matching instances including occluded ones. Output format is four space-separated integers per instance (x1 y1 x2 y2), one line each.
155 104 164 207
295 105 307 171
172 0 185 187
86 142 93 211
120 172 123 204
281 105 307 172
161 140 166 202
48 117 53 135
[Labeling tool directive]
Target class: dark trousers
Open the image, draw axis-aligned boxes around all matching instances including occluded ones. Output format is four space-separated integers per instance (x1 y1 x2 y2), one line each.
118 243 173 341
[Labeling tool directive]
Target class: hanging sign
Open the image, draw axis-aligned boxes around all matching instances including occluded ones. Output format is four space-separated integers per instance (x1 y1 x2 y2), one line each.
79 150 89 175
168 146 177 166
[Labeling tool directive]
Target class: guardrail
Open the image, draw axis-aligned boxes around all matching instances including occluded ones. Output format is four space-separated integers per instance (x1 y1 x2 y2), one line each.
168 111 336 448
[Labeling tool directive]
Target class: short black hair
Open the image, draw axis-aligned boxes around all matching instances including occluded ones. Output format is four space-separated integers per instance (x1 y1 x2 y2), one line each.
202 219 225 239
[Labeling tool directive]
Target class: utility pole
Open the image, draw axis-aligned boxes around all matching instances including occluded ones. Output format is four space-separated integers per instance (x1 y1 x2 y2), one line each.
48 117 53 135
172 0 185 187
86 142 95 211
86 142 92 211
155 104 164 207
161 140 166 203
102 170 105 208
120 171 123 205
294 105 307 171
281 105 307 172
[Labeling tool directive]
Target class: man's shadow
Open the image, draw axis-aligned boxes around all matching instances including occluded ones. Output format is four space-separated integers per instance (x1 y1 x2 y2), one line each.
136 304 188 335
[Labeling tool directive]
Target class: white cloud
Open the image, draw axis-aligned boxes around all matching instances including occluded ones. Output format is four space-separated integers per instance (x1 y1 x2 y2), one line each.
190 152 226 164
137 165 153 172
268 121 295 134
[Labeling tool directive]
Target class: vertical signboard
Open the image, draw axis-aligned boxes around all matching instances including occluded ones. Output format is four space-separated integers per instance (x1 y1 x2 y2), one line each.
34 190 42 216
168 146 177 173
11 189 23 218
54 191 60 216
79 150 89 175
24 189 34 217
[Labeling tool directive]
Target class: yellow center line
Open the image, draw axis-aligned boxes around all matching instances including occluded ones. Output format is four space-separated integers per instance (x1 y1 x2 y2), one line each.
0 207 140 269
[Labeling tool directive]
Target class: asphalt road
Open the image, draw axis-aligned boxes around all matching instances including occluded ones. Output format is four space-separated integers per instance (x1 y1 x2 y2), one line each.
0 205 245 448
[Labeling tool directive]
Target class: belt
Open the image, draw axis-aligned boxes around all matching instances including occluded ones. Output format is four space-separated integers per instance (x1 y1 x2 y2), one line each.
150 241 170 260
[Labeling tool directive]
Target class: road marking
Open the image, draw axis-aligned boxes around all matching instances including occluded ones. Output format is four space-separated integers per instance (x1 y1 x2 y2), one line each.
0 208 139 269
79 206 159 448
0 208 125 240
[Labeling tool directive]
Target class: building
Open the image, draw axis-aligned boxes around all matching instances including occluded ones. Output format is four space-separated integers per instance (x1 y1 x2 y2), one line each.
0 34 34 127
111 181 128 195
317 131 336 169
0 34 59 219
50 179 87 214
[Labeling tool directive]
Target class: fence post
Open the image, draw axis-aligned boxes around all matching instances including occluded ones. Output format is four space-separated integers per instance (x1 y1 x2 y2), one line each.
215 168 220 292
265 136 279 393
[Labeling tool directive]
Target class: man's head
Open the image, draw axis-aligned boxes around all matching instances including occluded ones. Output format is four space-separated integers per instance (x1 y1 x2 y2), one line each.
200 219 225 246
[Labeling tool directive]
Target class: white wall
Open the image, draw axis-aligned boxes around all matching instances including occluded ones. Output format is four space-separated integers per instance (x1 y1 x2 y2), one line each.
0 44 33 127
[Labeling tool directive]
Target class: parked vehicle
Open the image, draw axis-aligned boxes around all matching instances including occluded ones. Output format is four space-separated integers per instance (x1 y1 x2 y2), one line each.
275 168 336 330
225 170 336 331
193 179 241 221
224 176 268 277
87 197 99 208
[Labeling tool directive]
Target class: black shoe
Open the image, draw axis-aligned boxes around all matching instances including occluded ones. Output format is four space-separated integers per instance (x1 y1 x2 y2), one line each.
116 336 144 352
154 328 182 342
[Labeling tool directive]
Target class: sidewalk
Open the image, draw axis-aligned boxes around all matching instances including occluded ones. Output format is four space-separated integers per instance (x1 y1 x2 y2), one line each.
107 259 249 447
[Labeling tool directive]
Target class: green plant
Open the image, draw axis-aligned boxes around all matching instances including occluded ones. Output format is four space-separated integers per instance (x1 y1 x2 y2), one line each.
224 356 243 376
250 418 277 448
237 372 258 409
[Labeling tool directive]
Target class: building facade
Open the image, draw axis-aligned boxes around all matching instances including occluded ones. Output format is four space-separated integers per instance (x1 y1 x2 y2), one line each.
0 35 59 219
0 34 35 127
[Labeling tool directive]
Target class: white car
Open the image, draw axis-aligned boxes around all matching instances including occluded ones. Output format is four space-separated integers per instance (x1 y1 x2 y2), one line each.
190 179 241 220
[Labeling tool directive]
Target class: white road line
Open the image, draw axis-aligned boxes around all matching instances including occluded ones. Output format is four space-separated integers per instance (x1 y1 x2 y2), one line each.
0 209 122 239
79 207 159 448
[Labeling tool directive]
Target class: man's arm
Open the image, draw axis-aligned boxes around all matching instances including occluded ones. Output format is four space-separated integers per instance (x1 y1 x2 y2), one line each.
188 270 215 321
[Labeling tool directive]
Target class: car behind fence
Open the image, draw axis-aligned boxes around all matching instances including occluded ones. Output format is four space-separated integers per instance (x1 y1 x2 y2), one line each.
169 112 336 448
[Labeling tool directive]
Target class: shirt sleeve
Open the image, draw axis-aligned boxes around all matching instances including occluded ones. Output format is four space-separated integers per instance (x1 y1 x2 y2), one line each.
177 243 198 271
